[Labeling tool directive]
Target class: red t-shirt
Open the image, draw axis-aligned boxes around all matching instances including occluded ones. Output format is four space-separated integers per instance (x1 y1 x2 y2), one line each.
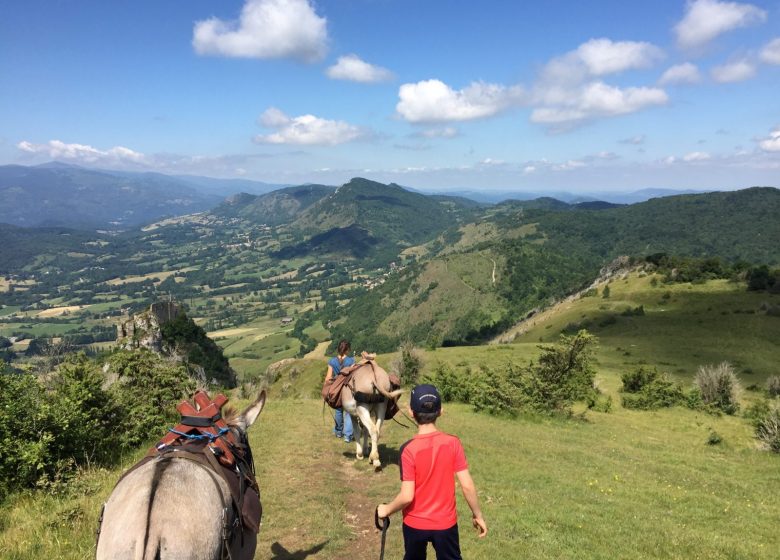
399 431 468 530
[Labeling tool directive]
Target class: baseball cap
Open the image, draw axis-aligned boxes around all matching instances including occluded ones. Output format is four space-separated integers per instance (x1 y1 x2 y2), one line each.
410 384 442 413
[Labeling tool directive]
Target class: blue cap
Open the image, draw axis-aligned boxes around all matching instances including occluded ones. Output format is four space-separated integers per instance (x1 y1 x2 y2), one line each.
410 384 441 413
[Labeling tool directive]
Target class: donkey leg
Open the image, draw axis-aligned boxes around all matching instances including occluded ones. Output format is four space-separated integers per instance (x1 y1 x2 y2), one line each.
354 405 375 463
343 398 363 459
368 403 387 467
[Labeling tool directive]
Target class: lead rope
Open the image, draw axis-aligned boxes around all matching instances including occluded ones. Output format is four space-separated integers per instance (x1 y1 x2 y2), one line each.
374 507 390 560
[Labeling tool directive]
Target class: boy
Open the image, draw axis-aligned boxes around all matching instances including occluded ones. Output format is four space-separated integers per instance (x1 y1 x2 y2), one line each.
377 384 487 560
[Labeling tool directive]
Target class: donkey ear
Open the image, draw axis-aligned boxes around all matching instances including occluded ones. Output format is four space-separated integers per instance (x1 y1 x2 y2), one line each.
236 390 267 431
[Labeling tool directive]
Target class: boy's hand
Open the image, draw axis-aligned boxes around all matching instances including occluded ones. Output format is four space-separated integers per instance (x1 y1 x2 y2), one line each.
472 515 487 538
377 504 389 519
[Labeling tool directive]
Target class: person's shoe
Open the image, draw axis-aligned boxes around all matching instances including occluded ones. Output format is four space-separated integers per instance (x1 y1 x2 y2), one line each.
343 436 353 443
334 432 343 438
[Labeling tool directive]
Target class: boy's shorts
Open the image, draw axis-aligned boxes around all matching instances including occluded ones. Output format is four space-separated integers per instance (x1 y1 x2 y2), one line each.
402 523 462 560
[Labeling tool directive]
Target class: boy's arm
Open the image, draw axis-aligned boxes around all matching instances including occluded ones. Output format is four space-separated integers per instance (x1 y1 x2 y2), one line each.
377 480 415 518
456 469 488 537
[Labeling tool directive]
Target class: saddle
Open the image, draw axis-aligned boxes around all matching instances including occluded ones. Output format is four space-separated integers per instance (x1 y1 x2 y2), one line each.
321 360 402 420
110 391 262 538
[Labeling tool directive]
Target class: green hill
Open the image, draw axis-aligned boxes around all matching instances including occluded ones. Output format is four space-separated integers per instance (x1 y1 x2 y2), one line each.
325 187 780 350
213 184 334 225
279 178 477 259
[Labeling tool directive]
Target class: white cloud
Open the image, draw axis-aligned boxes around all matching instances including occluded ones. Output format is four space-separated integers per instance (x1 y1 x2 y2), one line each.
574 38 664 76
759 127 780 152
711 59 757 82
531 39 667 128
192 0 327 62
479 158 506 166
674 0 767 49
659 62 702 85
619 135 646 145
760 38 780 65
530 82 668 124
254 107 363 145
416 127 459 139
396 79 525 123
326 54 394 83
553 160 586 171
683 151 711 161
523 165 536 174
17 140 146 164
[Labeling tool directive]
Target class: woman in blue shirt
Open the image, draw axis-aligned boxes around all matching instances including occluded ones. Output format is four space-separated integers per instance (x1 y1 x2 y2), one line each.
325 339 354 442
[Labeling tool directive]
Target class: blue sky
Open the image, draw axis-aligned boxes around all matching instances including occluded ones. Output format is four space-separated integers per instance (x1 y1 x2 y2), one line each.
1 0 779 191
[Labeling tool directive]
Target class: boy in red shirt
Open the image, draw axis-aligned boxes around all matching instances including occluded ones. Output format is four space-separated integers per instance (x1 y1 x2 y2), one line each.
377 384 487 559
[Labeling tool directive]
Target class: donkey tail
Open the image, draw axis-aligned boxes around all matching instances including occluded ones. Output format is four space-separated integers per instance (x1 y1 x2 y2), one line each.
372 384 404 401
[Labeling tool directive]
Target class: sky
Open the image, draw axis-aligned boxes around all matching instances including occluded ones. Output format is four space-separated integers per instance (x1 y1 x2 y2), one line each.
1 0 779 192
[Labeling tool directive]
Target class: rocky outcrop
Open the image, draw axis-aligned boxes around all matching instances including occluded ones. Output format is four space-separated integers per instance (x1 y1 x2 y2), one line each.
116 302 182 353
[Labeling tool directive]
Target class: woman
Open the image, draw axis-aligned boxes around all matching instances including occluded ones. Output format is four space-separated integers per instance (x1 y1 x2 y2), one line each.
324 339 354 442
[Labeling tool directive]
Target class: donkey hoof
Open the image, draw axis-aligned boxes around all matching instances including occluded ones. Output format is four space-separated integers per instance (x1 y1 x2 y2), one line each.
372 459 381 468
356 454 364 460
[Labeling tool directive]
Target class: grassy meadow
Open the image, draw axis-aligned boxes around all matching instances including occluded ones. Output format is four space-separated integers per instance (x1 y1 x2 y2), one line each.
1 274 779 559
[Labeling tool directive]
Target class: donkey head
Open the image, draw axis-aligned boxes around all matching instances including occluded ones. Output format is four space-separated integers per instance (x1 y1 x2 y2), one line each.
229 390 267 434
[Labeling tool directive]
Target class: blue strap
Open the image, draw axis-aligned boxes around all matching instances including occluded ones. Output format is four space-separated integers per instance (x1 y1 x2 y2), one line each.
168 426 231 442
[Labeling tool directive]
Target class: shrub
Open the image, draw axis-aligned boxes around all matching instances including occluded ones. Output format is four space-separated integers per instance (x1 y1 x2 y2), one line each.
0 355 120 499
107 350 195 449
392 340 424 386
468 365 525 417
622 374 687 410
754 405 780 453
425 363 470 403
707 431 722 445
767 376 780 398
521 330 598 413
694 362 741 415
621 366 658 393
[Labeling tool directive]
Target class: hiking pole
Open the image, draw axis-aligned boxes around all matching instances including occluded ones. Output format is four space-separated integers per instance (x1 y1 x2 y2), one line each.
374 507 390 560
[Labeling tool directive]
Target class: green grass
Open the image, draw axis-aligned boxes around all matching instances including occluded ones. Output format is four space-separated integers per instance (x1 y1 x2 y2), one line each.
3 397 777 559
512 274 780 384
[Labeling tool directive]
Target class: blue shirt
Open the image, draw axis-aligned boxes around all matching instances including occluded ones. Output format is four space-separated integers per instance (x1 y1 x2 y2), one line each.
328 356 355 378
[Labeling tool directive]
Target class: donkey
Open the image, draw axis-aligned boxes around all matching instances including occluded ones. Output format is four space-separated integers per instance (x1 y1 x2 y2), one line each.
95 391 267 560
342 362 402 468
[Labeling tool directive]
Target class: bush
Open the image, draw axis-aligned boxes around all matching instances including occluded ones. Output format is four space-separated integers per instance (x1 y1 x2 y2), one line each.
754 405 780 453
0 355 120 499
707 430 722 445
423 331 598 417
107 350 195 449
425 363 471 403
766 376 780 398
621 366 658 393
622 375 687 410
392 340 424 386
694 363 741 414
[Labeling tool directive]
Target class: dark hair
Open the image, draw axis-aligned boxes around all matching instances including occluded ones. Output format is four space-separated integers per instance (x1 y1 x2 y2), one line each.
412 408 440 425
337 339 351 356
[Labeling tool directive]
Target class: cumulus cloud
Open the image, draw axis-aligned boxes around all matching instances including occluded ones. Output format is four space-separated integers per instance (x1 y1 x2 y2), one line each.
17 140 146 164
530 82 668 124
254 107 364 145
530 38 667 128
659 62 702 85
759 127 780 152
711 59 757 82
619 134 646 145
674 0 767 49
192 0 327 62
574 38 664 76
326 54 394 83
396 79 525 123
683 151 711 161
760 38 780 65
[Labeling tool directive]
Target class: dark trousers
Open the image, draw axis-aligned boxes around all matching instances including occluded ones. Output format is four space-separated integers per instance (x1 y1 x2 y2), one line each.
402 523 462 560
